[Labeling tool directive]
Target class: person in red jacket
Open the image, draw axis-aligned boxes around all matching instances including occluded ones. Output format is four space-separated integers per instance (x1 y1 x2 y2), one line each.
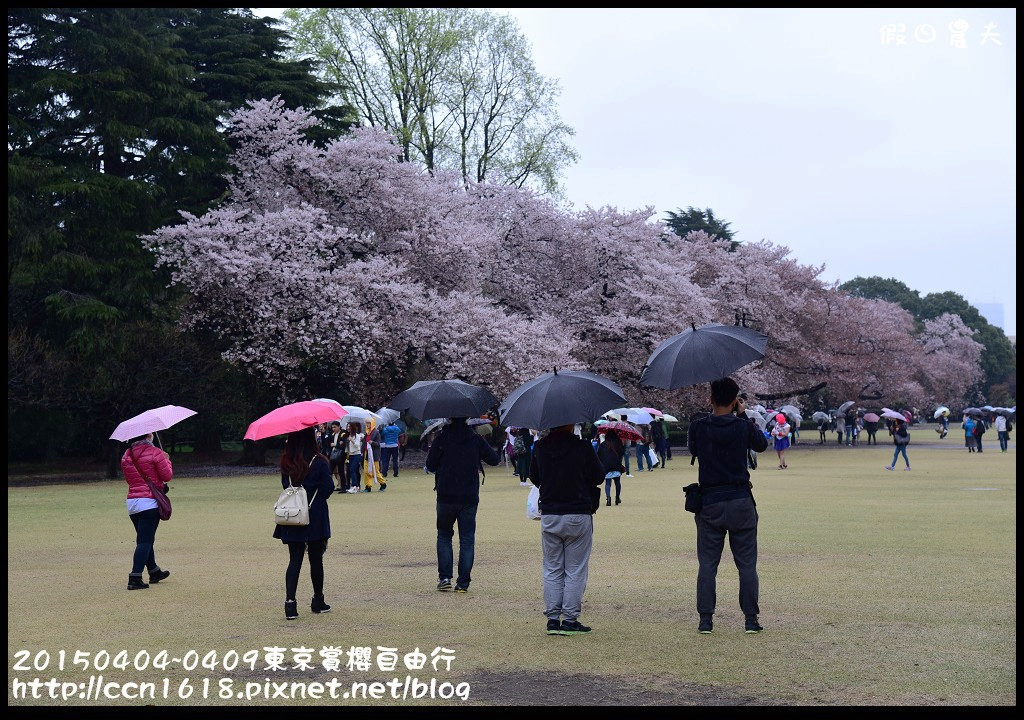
121 433 173 590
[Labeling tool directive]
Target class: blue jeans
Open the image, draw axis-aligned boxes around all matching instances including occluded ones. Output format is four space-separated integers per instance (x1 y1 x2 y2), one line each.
380 446 399 476
636 444 652 470
436 502 478 588
890 445 909 467
845 428 854 445
347 454 363 489
998 431 1008 451
622 448 631 474
129 508 161 575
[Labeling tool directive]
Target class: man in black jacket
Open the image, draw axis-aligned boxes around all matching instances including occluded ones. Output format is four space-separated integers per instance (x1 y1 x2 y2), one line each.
530 424 605 635
425 418 500 593
687 377 770 635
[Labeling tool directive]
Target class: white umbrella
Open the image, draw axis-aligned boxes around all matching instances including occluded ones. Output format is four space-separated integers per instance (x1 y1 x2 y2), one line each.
606 407 655 424
812 411 831 423
744 409 766 430
880 409 906 422
661 413 679 422
420 419 447 438
933 406 950 419
837 400 855 414
375 407 402 425
111 405 198 442
339 405 383 428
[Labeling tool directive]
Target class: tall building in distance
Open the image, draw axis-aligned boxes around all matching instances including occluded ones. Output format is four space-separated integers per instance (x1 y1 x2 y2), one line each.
973 302 1005 331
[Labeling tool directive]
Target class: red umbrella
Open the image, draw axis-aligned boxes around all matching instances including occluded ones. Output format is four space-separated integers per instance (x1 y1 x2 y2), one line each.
596 421 643 443
244 401 349 441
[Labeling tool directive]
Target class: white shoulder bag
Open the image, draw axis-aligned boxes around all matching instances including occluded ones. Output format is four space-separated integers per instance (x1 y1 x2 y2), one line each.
275 457 319 526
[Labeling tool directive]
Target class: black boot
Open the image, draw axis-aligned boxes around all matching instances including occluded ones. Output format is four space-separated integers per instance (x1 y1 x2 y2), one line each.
149 568 170 583
127 574 149 591
285 599 298 620
311 595 332 614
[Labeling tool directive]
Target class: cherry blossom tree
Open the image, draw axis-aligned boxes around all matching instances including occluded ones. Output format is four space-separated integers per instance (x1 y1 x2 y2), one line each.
146 97 984 414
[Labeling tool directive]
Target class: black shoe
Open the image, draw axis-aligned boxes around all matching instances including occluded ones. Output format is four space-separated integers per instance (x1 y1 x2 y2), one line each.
615 497 621 505
606 497 611 506
148 569 170 583
437 578 453 592
745 617 763 634
127 575 149 591
698 615 713 634
311 595 332 614
559 619 592 635
546 619 565 635
285 600 298 620
379 482 387 491
454 585 468 594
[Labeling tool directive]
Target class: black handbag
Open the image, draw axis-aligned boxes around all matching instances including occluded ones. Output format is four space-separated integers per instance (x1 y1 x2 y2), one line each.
683 483 702 513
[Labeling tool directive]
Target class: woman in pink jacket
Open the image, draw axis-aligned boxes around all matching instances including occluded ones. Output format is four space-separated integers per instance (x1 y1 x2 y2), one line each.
121 433 173 590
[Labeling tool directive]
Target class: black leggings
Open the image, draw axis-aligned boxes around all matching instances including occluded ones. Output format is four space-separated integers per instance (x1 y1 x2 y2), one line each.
605 475 622 499
286 540 326 600
129 508 161 575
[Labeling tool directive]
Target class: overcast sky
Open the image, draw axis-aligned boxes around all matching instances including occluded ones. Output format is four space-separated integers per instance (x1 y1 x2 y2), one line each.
255 8 1017 335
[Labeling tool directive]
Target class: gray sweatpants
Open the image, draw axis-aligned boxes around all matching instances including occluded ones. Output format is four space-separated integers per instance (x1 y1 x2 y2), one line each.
541 514 593 622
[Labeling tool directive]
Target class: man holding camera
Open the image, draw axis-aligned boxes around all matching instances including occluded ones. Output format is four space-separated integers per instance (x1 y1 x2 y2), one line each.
686 377 769 634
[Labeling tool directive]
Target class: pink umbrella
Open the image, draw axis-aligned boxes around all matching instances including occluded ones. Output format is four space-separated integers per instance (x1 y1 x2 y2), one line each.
863 412 880 423
111 405 197 442
641 407 664 417
244 401 349 441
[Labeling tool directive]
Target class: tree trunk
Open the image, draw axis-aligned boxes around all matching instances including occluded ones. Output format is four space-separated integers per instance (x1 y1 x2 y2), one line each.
235 439 267 466
106 440 122 479
192 419 223 454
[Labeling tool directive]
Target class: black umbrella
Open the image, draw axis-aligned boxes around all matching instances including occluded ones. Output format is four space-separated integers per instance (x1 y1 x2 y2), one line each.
639 323 768 390
386 379 498 421
499 369 627 431
962 407 983 417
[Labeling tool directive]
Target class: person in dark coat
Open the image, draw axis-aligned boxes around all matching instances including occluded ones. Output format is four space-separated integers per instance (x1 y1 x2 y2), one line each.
597 430 626 506
530 424 605 635
274 426 334 620
687 377 770 635
425 417 500 593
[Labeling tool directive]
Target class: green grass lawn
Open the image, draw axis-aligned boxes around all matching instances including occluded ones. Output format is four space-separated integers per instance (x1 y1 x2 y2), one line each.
7 442 1016 706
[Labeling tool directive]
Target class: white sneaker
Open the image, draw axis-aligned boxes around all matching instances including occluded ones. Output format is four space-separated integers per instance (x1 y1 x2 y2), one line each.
520 481 528 486
626 473 634 478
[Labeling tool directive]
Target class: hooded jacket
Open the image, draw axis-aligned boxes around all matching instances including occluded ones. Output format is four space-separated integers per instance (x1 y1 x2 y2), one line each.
530 428 605 515
687 413 769 491
426 422 500 505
